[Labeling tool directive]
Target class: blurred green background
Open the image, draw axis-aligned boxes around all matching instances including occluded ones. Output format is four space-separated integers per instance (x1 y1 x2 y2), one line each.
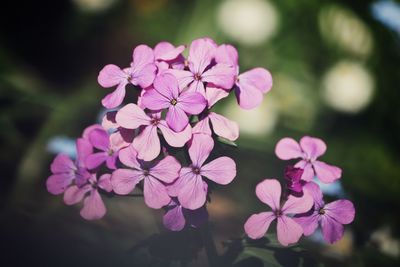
1 0 400 266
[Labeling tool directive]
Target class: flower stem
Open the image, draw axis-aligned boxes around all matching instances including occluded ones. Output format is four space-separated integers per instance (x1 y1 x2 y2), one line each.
200 222 220 267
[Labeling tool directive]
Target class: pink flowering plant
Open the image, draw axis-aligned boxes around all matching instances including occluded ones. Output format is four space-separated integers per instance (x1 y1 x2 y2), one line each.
46 38 355 266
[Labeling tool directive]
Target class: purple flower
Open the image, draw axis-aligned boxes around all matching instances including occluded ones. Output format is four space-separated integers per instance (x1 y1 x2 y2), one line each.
168 38 236 96
275 136 342 183
215 44 273 109
111 145 181 209
284 165 305 194
64 173 112 220
193 86 239 141
46 138 92 194
98 45 157 109
294 182 355 244
116 103 192 161
244 179 313 246
153 41 186 71
85 128 128 170
168 134 236 210
163 198 208 231
141 73 207 132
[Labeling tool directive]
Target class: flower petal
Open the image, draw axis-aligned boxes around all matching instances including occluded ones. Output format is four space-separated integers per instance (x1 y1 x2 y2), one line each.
85 152 108 170
209 112 239 141
201 156 236 185
177 170 207 210
133 125 160 161
97 64 126 88
202 63 236 89
255 179 281 211
106 153 118 169
313 161 342 183
64 184 91 205
320 215 344 244
116 103 151 129
88 129 110 152
187 80 206 96
299 136 327 160
132 63 156 88
163 204 186 231
188 38 216 74
153 73 180 100
167 69 194 91
277 216 304 246
244 212 275 239
50 154 76 174
295 160 315 182
98 174 113 192
150 155 181 183
177 91 206 115
101 81 127 109
188 133 214 167
282 191 314 215
205 86 230 108
131 44 155 71
158 120 192 147
118 145 141 169
293 211 320 236
76 138 93 168
324 199 355 225
46 174 74 195
154 42 185 61
166 105 189 132
111 168 144 195
143 176 171 209
275 138 303 160
192 116 212 136
240 68 273 94
141 88 171 111
215 44 238 68
303 181 324 209
80 189 106 220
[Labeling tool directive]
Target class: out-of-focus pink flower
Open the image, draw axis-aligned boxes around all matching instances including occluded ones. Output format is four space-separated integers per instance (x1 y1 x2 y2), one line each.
193 86 239 141
141 73 206 132
116 103 192 161
216 44 272 109
98 45 157 109
64 174 112 220
169 134 236 210
85 128 128 170
168 38 236 96
275 136 342 183
294 182 355 244
244 179 313 246
163 198 208 231
111 145 181 209
46 138 92 194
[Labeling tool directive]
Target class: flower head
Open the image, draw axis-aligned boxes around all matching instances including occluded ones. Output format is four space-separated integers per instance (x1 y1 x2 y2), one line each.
275 136 342 183
244 179 313 246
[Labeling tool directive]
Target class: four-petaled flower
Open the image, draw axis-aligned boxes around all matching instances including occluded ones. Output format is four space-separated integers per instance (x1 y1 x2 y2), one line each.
169 134 236 210
275 136 342 183
141 73 207 132
98 45 156 109
111 145 181 209
116 103 192 161
244 179 313 246
294 182 355 244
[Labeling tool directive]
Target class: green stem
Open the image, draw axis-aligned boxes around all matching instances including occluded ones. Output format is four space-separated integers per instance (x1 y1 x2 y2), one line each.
201 222 220 267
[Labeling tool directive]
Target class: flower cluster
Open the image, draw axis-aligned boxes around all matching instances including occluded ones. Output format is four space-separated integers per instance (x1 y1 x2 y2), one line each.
244 136 355 246
46 38 272 230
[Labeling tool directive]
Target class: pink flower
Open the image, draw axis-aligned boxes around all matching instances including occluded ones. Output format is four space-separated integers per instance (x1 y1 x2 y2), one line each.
284 165 305 194
294 182 355 244
169 134 236 210
244 179 313 246
98 45 157 109
141 73 206 132
111 145 181 209
46 138 92 194
163 198 208 231
85 128 128 170
168 38 236 96
64 173 112 220
116 103 191 161
275 136 342 183
193 86 239 141
215 44 273 109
